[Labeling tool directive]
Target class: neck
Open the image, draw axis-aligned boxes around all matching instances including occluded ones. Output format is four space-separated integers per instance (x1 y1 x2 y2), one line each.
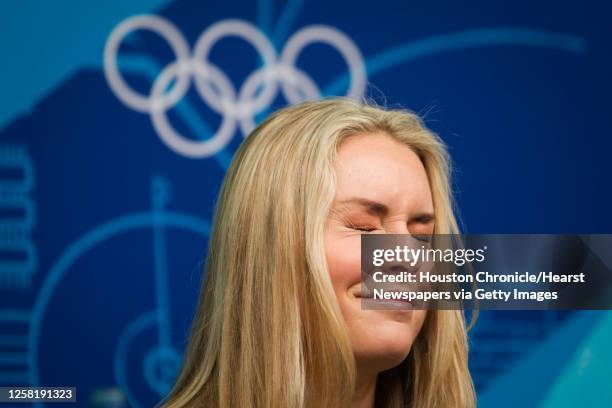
352 370 378 408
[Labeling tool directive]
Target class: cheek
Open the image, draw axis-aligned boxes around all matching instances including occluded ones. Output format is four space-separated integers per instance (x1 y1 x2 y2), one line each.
324 231 362 291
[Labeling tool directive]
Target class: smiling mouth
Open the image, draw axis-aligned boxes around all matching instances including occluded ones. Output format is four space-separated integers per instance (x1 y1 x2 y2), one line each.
355 288 415 310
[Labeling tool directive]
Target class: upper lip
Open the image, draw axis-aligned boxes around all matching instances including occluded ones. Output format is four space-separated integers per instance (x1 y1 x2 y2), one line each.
354 286 412 301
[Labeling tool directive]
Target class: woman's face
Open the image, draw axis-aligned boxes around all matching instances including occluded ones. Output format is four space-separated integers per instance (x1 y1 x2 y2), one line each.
324 132 432 374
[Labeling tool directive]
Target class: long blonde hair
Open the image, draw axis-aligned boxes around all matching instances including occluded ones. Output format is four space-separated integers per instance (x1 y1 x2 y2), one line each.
160 97 476 407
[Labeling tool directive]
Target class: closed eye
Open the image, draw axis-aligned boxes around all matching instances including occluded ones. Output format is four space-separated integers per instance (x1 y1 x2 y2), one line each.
413 234 432 243
349 224 376 232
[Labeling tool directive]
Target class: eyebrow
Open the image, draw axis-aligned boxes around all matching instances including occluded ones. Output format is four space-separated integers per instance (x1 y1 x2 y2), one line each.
335 197 435 222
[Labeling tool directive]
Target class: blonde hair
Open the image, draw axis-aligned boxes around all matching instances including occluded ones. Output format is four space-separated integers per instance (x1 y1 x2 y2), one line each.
160 97 476 408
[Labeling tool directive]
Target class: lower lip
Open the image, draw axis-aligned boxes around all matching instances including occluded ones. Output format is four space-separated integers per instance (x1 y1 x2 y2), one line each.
357 296 414 310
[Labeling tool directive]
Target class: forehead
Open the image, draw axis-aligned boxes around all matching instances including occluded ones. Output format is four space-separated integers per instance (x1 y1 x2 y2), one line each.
333 132 433 211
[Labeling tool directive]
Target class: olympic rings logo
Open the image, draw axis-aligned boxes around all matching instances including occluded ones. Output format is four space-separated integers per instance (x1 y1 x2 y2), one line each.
104 15 367 158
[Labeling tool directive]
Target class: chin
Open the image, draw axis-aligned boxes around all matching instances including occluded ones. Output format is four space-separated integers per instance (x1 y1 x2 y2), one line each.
353 320 418 371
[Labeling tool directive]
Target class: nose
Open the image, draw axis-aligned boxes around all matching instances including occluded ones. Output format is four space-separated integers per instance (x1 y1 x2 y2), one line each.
387 264 407 274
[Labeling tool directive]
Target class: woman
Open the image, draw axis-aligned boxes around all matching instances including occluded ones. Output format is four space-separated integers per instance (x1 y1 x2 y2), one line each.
160 97 475 407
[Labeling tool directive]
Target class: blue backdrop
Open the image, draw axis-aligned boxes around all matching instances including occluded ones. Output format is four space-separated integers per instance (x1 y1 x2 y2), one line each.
1 0 611 406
